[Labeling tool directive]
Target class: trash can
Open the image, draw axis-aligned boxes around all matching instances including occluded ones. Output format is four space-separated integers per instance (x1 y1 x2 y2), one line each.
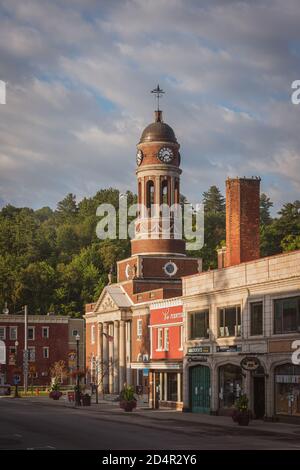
82 394 91 406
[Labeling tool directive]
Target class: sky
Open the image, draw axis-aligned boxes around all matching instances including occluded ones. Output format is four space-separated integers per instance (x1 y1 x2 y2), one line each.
0 0 300 213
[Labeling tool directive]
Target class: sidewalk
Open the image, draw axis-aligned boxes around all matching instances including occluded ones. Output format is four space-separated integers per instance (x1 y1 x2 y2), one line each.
14 395 300 438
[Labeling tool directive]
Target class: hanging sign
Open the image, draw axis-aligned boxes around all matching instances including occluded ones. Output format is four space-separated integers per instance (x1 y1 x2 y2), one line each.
240 356 261 371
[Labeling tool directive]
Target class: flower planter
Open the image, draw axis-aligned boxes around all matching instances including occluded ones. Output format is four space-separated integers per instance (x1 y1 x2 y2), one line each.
237 412 250 426
120 400 137 412
49 391 62 400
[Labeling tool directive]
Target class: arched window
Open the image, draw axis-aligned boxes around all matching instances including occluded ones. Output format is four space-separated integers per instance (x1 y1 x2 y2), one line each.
174 179 179 204
138 181 142 216
146 180 155 215
161 179 168 205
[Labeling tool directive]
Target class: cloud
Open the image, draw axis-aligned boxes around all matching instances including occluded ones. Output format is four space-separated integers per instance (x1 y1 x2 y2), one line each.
0 0 299 212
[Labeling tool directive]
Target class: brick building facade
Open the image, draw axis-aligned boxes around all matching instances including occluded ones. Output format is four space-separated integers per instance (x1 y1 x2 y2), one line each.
0 314 84 387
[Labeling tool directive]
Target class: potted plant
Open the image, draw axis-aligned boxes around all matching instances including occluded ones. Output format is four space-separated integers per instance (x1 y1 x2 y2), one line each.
49 381 62 400
232 394 251 426
119 384 137 412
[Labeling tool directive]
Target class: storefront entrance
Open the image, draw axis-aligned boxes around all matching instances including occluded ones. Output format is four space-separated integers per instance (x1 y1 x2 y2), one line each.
275 363 300 418
219 364 243 415
253 373 265 419
190 365 211 413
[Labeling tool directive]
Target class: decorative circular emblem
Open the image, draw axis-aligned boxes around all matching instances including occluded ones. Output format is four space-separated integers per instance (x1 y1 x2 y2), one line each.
240 356 261 371
157 146 174 163
136 149 143 166
163 261 178 277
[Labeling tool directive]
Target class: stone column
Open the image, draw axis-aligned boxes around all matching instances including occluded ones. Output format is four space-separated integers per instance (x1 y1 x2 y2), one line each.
102 323 109 393
126 321 132 385
108 323 114 394
164 372 168 401
113 320 119 393
182 360 189 411
119 320 126 391
211 364 219 414
98 322 103 392
177 372 181 403
159 372 163 403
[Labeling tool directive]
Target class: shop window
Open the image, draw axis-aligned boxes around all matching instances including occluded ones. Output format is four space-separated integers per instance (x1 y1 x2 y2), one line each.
167 373 178 402
250 301 263 336
275 363 300 417
219 306 241 337
219 364 243 410
190 310 209 339
274 296 300 334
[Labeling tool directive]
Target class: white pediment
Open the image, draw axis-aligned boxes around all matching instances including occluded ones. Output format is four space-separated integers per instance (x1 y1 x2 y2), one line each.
94 284 132 314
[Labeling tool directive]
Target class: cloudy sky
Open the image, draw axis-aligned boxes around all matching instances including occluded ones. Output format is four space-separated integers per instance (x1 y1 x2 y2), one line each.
0 0 300 212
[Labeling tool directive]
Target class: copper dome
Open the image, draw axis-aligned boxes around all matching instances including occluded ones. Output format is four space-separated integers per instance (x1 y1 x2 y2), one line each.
139 110 177 144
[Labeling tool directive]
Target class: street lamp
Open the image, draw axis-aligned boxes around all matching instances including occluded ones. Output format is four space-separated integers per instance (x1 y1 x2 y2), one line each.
14 340 20 398
75 334 81 406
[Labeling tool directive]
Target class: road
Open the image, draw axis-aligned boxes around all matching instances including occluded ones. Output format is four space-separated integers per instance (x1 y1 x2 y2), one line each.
1 398 300 450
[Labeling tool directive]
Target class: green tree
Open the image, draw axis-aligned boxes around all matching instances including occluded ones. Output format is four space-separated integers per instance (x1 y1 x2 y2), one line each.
260 193 273 225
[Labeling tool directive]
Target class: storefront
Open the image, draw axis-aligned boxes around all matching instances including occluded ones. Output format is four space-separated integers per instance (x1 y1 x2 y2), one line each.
218 364 243 415
150 365 183 410
274 363 300 418
149 299 184 410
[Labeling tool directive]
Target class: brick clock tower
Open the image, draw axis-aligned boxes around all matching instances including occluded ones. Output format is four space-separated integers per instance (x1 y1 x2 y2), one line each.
118 86 201 302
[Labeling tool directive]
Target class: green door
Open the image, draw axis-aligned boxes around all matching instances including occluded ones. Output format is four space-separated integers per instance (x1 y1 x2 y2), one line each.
190 365 211 413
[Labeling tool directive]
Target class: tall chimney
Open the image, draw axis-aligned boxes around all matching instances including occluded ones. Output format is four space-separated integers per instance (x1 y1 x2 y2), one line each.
225 177 260 267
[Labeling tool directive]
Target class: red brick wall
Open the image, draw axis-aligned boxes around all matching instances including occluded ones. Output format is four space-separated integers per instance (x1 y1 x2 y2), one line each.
225 177 260 267
132 314 150 362
131 238 185 256
1 321 69 386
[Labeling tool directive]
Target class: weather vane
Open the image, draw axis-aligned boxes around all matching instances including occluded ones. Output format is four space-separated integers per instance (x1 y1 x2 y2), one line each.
151 84 165 111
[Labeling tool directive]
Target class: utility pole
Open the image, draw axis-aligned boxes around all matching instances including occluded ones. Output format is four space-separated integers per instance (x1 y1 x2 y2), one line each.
24 305 28 393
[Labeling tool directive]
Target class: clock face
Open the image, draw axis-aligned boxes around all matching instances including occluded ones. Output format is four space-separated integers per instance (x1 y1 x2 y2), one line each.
157 146 174 163
163 261 178 277
136 149 143 166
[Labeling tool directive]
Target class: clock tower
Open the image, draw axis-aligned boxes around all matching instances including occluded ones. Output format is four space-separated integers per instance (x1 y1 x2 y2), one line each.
117 86 201 300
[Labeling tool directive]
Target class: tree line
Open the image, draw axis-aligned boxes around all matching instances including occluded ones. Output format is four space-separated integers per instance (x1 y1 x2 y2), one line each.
0 187 299 317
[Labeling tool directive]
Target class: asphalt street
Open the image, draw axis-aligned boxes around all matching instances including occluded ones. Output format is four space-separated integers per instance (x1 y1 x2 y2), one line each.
1 398 300 450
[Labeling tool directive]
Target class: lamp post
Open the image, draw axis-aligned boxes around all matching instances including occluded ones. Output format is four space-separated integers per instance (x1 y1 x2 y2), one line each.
75 334 81 406
14 340 20 398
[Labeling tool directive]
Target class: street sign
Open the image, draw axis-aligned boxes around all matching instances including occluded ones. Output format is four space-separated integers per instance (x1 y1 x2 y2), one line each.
187 346 211 355
13 375 21 385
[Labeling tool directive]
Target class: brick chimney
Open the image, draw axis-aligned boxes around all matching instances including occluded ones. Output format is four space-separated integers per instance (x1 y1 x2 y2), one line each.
225 177 260 267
